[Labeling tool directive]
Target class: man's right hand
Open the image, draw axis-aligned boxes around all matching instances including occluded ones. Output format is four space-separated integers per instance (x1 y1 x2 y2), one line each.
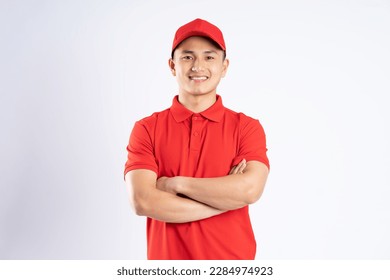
229 159 247 175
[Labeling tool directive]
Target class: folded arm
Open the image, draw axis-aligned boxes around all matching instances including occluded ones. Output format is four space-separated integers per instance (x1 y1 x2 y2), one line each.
156 160 269 211
125 169 225 223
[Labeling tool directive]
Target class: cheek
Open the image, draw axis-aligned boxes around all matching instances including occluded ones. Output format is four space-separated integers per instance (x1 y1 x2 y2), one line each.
176 71 187 81
175 65 189 76
211 66 225 79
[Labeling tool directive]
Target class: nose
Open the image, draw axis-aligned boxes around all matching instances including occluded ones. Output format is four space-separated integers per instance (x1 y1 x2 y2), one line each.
191 59 204 72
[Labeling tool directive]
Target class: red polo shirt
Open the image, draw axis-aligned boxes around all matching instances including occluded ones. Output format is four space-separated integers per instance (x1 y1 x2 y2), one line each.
124 95 269 259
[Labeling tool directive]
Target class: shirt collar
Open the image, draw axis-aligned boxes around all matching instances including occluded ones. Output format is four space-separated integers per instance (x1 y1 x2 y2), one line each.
170 95 225 123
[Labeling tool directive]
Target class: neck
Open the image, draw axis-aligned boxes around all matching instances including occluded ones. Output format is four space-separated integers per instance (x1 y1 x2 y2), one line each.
178 93 217 113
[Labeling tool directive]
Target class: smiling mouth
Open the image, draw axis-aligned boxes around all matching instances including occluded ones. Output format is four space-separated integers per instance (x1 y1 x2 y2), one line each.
189 76 208 81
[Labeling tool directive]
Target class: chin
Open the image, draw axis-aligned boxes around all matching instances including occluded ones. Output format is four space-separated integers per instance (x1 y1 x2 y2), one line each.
190 88 215 95
191 91 213 96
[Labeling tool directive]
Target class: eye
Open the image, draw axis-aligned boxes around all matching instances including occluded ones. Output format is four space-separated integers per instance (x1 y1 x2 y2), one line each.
181 56 193 60
206 56 215 60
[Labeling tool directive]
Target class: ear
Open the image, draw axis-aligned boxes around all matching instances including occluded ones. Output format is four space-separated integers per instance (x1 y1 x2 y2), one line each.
221 58 229 78
168 58 176 76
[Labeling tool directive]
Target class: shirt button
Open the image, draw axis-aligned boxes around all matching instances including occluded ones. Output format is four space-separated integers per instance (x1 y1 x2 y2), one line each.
193 132 199 137
193 116 198 120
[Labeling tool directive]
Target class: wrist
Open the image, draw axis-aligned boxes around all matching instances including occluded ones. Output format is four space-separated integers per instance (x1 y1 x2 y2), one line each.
175 176 189 194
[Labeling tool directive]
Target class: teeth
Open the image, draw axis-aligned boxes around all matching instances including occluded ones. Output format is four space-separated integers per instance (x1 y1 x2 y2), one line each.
191 76 207 80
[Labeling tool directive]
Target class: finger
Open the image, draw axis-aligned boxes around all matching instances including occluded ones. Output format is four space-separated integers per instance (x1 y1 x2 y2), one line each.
229 164 239 175
230 159 246 175
237 159 247 173
229 162 243 174
237 163 246 174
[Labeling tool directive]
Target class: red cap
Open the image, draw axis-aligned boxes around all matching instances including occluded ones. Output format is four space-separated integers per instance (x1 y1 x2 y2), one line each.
172 18 226 52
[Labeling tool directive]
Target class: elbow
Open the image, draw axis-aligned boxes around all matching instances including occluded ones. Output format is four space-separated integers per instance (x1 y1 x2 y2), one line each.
242 169 268 205
245 187 263 205
125 170 157 217
133 201 146 216
130 194 149 217
243 181 265 205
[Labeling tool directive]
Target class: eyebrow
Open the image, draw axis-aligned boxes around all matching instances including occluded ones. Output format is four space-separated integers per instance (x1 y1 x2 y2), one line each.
180 50 219 55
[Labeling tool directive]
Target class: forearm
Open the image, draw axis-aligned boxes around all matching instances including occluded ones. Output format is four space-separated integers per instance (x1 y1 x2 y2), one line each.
161 161 269 211
126 170 224 223
135 189 224 223
178 175 255 211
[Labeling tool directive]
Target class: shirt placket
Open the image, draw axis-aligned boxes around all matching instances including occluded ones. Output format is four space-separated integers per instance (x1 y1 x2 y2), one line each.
190 114 203 152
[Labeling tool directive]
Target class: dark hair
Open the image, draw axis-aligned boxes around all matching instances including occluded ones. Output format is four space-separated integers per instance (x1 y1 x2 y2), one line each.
171 37 227 60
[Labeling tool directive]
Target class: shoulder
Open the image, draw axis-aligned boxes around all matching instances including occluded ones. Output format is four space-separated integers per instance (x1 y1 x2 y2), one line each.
136 108 170 128
223 106 262 127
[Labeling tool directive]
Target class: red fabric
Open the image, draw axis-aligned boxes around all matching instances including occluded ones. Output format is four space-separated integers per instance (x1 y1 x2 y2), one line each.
124 95 269 259
172 18 226 51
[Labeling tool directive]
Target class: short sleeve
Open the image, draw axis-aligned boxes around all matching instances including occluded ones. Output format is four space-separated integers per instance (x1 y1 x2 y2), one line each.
124 120 158 177
232 116 270 170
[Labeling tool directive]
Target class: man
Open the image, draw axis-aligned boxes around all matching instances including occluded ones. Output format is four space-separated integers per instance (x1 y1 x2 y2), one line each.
124 18 269 260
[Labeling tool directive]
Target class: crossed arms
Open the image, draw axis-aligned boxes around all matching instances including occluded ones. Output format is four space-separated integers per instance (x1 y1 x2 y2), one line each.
124 159 269 223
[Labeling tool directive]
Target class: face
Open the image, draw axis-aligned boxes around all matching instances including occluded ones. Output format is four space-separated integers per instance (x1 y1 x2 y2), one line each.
169 36 229 98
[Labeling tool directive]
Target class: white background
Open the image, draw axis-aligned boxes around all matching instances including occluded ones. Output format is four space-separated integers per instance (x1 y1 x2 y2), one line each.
0 0 389 259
